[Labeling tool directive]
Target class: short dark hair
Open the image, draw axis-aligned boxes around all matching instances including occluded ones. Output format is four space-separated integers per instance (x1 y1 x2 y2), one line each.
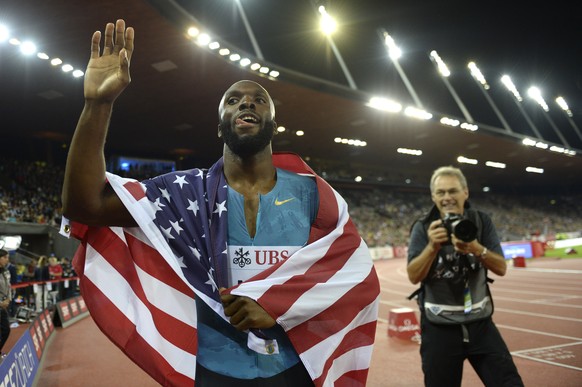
0 249 8 257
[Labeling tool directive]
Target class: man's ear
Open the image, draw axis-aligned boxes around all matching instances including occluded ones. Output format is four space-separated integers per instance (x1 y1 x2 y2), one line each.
273 121 278 135
217 124 222 138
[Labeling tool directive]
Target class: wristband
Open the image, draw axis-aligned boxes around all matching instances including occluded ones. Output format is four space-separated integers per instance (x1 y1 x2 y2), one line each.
480 247 488 260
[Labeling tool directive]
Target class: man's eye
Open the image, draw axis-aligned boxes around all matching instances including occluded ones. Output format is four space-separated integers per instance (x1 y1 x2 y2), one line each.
227 98 238 104
256 97 266 103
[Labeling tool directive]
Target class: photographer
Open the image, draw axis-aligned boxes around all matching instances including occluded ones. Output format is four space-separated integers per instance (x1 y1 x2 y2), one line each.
0 249 13 358
407 166 523 387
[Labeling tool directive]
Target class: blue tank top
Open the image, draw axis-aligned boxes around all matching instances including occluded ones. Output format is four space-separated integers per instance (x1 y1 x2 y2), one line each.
196 168 318 379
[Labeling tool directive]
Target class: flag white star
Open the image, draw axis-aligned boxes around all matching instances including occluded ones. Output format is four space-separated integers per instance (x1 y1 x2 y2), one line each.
186 199 199 216
151 197 165 212
170 219 184 235
189 246 201 260
159 188 171 202
161 226 174 240
176 256 187 268
195 169 204 179
173 175 189 189
214 200 227 217
205 272 218 292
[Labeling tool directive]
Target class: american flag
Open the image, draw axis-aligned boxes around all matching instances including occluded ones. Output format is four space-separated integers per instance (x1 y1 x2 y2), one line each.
65 152 380 386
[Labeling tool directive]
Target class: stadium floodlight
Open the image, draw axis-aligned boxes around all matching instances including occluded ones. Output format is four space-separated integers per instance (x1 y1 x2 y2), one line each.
467 62 488 89
196 34 211 46
468 61 512 133
500 75 522 101
457 156 478 165
318 6 337 35
500 75 543 139
314 5 357 90
429 50 473 123
430 51 450 77
527 87 549 112
555 97 582 142
528 86 570 147
384 33 401 60
440 117 460 127
397 148 422 156
20 41 37 55
525 167 544 174
555 97 572 116
187 27 200 37
367 96 402 113
0 24 9 42
404 106 432 120
485 161 506 169
380 29 424 109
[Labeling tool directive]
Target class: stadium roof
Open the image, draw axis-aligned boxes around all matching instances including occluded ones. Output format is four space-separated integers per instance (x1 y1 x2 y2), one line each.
1 0 581 194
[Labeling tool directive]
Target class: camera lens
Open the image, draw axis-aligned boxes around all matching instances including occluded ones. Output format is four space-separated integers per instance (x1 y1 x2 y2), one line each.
453 219 478 242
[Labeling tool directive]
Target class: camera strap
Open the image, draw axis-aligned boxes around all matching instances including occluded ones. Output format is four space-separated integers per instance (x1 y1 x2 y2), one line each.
463 280 472 314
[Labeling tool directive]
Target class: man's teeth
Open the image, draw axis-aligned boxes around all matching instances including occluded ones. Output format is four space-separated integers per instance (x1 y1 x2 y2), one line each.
239 115 258 123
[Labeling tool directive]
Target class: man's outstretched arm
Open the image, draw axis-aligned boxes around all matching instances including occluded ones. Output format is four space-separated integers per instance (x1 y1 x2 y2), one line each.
62 20 136 227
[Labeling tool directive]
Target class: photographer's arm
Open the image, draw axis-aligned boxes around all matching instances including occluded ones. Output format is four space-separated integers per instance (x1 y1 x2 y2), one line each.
407 220 448 284
62 20 136 227
452 238 507 277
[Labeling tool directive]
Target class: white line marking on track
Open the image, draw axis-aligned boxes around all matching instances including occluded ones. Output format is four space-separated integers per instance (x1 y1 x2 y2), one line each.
511 354 582 372
496 323 582 341
495 307 582 322
512 341 582 354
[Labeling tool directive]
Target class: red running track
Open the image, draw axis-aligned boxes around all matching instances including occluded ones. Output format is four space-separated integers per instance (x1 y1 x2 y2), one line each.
5 257 581 386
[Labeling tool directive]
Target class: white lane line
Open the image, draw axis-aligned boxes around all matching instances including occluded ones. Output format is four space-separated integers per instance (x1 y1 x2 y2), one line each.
511 354 582 372
496 324 582 341
495 307 582 322
493 295 582 309
493 287 581 298
512 267 582 274
512 341 582 354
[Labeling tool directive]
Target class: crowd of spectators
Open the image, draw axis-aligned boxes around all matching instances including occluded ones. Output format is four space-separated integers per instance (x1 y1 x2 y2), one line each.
1 158 582 248
338 186 582 247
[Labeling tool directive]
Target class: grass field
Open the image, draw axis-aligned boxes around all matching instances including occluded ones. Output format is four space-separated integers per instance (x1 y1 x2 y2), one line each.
542 244 582 258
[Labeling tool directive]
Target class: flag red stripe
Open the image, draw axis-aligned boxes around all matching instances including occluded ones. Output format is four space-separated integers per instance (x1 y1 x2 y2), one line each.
257 221 362 317
287 269 379 354
123 180 146 201
332 369 369 387
84 229 198 354
312 320 377 387
308 178 340 243
81 278 195 386
124 232 195 297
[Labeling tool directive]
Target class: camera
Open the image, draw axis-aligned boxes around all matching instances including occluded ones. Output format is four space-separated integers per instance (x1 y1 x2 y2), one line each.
442 213 478 242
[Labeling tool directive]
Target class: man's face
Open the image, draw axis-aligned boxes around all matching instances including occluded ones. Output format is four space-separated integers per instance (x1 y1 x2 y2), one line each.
431 175 469 217
218 81 276 158
0 254 8 268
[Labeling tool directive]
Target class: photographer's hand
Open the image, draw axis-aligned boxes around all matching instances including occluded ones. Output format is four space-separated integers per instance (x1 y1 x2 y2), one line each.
451 236 507 276
451 236 482 256
407 220 449 284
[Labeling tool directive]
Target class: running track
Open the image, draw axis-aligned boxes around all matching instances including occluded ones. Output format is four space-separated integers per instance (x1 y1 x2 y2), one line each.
10 257 582 386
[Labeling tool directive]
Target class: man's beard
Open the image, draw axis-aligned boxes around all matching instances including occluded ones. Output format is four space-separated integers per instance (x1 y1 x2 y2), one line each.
219 119 276 158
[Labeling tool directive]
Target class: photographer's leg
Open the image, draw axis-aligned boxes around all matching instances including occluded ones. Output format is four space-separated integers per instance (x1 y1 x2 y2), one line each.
467 319 524 387
420 314 465 387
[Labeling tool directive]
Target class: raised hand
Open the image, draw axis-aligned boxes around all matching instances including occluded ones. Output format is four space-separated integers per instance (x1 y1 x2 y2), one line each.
84 19 134 103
